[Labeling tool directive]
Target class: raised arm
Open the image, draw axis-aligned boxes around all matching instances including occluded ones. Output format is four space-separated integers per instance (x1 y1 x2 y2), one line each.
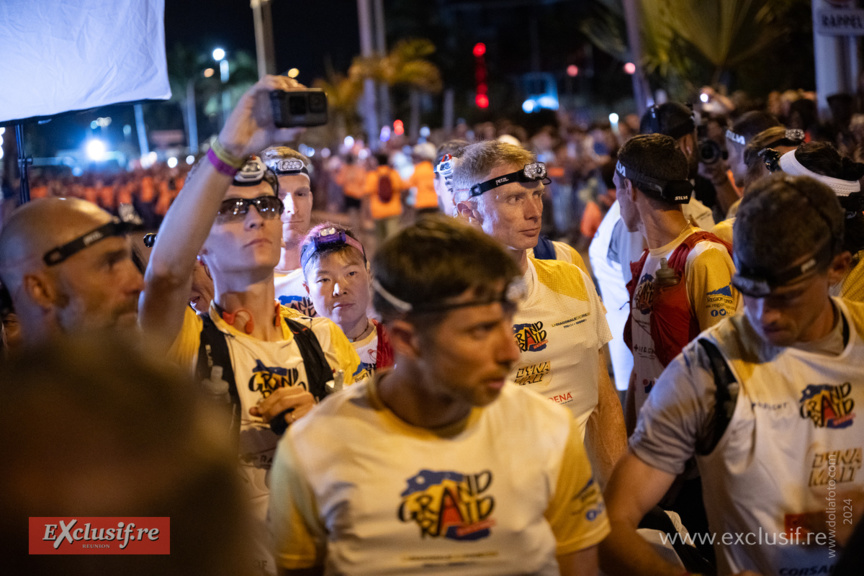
139 75 301 350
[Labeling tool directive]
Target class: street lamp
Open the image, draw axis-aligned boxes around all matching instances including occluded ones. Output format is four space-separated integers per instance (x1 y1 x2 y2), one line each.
212 47 231 129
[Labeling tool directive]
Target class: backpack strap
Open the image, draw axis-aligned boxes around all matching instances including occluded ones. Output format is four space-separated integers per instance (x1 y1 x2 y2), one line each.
373 319 394 370
667 231 732 274
695 338 739 456
196 314 241 437
532 235 557 260
623 248 650 351
268 316 334 436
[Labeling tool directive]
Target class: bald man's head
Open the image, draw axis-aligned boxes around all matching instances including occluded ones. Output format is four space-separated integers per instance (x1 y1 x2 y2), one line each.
0 198 143 343
0 198 113 288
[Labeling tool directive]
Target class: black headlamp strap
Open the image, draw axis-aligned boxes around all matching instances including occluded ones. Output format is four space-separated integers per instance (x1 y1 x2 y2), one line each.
733 236 833 297
616 160 692 204
43 219 130 266
468 164 550 198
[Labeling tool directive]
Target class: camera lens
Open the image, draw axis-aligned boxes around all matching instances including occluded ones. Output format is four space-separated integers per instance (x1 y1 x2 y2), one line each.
699 139 721 165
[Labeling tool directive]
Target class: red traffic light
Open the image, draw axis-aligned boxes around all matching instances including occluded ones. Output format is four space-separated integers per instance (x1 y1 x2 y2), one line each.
473 43 486 57
567 65 579 77
476 93 489 108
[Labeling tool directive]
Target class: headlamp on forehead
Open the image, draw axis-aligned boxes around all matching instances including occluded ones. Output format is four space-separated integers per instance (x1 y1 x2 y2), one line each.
435 154 455 177
300 226 366 271
43 218 132 266
266 157 309 176
372 276 527 315
233 156 267 185
732 239 832 298
726 129 746 146
759 148 783 173
615 160 692 204
468 162 550 198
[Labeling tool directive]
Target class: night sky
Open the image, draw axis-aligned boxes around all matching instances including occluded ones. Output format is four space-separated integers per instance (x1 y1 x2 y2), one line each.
164 0 362 84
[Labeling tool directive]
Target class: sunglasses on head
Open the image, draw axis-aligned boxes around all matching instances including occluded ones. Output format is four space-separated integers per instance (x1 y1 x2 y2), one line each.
216 195 284 220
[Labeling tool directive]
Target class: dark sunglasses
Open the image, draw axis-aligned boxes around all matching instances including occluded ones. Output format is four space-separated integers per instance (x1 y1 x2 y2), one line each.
216 195 284 220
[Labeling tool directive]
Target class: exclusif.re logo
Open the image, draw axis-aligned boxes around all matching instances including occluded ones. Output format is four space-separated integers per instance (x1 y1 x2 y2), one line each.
29 517 170 555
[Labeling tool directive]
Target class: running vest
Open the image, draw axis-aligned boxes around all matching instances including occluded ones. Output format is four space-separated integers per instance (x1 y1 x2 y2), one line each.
533 235 557 260
195 314 332 436
695 299 864 576
624 231 732 367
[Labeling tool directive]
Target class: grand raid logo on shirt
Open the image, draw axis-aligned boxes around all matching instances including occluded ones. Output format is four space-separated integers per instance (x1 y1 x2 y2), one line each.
398 470 495 541
799 383 855 429
248 359 304 398
634 273 656 314
277 294 317 317
513 321 548 352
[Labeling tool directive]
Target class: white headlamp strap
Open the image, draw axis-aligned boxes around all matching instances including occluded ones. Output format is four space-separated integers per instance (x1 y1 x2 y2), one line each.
778 151 861 197
726 129 746 146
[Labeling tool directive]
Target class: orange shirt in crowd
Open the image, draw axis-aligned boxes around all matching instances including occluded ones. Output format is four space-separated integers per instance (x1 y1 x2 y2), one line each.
365 166 404 220
140 176 156 203
408 161 438 210
155 180 172 216
116 182 133 205
336 164 367 200
99 184 115 210
83 186 98 205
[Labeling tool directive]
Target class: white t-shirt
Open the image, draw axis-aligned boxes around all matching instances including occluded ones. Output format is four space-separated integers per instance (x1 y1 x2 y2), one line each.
510 257 613 438
588 200 633 391
269 374 610 575
274 268 317 317
632 298 864 576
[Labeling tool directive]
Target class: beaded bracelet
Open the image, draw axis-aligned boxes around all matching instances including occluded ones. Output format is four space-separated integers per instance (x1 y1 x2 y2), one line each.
210 138 245 169
207 148 240 177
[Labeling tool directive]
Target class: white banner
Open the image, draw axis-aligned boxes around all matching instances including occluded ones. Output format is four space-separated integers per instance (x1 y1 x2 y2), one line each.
0 0 171 124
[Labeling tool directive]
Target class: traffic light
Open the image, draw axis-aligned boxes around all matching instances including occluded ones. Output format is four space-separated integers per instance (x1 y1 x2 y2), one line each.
474 43 488 109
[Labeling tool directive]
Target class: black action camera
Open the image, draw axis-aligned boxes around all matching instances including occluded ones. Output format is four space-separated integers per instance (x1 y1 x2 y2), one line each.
270 89 328 128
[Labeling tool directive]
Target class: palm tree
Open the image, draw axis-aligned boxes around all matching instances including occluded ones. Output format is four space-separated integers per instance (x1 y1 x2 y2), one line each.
582 0 796 101
349 38 442 140
166 43 211 153
312 66 364 143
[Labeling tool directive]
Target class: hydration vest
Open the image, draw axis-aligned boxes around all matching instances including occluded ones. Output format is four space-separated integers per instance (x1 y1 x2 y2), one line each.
624 231 732 367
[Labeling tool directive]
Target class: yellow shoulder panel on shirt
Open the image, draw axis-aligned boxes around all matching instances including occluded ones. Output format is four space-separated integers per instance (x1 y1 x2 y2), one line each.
841 297 864 341
533 258 589 301
168 306 205 370
842 253 864 304
553 241 588 273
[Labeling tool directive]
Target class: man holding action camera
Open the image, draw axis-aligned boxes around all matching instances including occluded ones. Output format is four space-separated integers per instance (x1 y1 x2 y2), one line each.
140 76 358 576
